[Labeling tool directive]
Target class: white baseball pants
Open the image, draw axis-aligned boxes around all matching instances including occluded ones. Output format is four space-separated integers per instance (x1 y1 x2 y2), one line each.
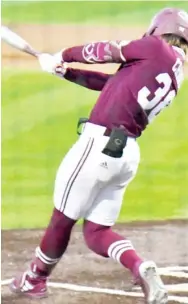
53 123 140 226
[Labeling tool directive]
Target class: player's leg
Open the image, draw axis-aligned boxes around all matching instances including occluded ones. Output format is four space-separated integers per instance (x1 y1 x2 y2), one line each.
10 131 103 298
83 176 143 276
10 208 76 298
83 138 167 304
83 222 167 304
83 137 142 271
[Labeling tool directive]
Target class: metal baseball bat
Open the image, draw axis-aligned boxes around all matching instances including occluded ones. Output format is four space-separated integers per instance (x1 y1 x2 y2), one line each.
1 25 41 58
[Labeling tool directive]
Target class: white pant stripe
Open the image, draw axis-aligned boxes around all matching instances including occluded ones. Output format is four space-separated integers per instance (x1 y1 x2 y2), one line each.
108 240 131 257
60 137 94 212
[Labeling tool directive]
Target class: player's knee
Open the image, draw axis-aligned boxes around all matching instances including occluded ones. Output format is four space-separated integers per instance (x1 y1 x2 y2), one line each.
50 208 76 228
83 220 109 257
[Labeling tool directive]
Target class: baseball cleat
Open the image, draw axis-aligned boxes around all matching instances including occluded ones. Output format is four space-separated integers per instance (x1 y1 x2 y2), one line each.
10 271 48 299
136 261 168 304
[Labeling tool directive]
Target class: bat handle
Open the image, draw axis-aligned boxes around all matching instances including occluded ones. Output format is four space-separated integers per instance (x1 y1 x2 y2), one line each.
25 45 41 58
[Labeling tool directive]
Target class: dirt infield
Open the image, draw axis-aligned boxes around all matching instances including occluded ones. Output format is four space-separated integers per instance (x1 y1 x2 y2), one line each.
1 221 188 304
2 24 188 76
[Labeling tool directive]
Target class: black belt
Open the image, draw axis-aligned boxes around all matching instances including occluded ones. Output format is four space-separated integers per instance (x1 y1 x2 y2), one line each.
77 117 113 137
103 128 112 137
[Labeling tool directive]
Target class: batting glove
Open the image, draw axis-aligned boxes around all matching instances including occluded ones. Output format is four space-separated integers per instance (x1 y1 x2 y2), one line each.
38 53 67 77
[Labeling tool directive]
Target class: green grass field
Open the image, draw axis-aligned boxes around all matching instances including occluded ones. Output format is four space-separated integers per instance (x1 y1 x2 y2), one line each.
2 1 188 229
2 69 188 229
2 1 188 24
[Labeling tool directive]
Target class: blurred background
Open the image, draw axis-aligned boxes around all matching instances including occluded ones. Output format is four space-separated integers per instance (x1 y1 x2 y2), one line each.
2 1 188 229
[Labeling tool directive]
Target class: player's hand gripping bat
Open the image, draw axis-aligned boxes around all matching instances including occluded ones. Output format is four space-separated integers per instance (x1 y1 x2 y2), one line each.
1 25 40 58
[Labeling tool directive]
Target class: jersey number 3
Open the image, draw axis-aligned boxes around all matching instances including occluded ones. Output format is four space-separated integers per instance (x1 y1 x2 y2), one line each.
137 58 183 122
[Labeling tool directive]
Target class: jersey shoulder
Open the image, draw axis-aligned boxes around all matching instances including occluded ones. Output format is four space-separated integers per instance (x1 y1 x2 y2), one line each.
138 35 164 55
143 36 175 59
144 36 185 71
155 38 185 65
120 35 168 62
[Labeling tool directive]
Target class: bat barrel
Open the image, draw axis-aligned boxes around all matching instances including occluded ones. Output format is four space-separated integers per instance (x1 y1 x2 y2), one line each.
1 25 40 58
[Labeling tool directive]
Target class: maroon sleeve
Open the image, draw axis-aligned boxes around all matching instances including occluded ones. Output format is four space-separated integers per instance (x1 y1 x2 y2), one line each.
62 36 159 64
121 36 160 61
62 40 129 64
64 68 112 91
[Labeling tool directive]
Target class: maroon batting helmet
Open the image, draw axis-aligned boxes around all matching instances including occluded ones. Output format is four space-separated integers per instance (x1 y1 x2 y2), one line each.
145 8 188 43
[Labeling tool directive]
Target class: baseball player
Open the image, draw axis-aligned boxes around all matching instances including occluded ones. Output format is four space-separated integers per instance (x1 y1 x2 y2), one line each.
10 8 188 304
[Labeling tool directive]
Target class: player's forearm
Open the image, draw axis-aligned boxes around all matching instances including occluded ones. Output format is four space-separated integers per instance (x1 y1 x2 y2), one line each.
62 41 129 64
64 68 112 91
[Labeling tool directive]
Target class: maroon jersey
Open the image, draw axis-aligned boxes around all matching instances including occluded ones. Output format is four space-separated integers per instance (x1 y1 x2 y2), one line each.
63 36 185 137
